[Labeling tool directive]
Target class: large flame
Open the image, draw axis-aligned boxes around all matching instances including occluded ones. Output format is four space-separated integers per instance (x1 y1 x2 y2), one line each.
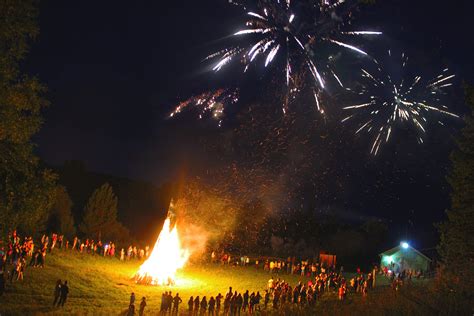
135 218 190 285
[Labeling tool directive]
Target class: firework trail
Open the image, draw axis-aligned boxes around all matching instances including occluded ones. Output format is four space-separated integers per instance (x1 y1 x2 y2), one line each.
342 51 459 155
169 88 239 127
209 0 380 114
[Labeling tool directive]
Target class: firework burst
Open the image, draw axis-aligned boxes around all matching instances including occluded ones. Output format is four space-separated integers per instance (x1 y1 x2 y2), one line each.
210 0 380 114
342 51 459 155
169 88 239 127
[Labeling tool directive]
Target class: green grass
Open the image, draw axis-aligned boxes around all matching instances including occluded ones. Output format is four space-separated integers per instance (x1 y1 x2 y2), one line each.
1 250 309 315
0 250 437 315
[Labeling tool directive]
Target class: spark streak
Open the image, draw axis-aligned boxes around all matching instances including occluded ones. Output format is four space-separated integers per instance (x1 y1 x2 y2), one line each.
343 51 459 155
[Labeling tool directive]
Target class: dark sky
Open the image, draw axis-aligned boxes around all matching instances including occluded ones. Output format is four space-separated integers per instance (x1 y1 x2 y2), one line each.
27 0 474 247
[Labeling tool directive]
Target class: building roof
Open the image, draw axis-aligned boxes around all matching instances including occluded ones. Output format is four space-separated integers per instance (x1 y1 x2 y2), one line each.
379 245 432 262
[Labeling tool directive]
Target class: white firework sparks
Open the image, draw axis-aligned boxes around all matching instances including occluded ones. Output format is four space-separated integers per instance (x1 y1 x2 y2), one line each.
169 89 239 127
207 0 380 114
342 51 459 155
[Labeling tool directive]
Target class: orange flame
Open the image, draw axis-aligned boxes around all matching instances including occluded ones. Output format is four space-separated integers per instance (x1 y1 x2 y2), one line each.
135 218 190 285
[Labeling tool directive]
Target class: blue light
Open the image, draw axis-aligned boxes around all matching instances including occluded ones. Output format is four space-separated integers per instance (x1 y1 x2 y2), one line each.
401 242 409 249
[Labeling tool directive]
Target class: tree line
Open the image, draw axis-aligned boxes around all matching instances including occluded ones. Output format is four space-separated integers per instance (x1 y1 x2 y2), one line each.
48 182 128 242
0 0 472 313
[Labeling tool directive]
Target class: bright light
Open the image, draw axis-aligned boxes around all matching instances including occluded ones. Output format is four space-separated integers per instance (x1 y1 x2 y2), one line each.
383 255 393 264
401 241 409 249
135 218 190 285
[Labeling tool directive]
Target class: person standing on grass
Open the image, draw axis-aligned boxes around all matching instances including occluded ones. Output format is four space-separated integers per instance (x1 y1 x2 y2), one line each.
208 296 216 316
139 297 146 316
130 292 136 306
264 290 269 309
39 246 46 268
188 296 194 313
215 293 222 315
267 276 274 293
223 294 230 315
160 292 166 312
194 296 200 314
53 279 62 306
58 280 69 307
255 292 261 311
248 293 255 314
166 291 173 313
362 280 368 297
72 237 78 250
230 292 237 315
173 293 182 314
272 291 279 310
242 290 249 312
200 296 208 315
236 293 243 316
16 257 25 281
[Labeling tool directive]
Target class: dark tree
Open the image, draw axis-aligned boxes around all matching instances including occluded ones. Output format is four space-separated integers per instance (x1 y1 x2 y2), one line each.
437 87 474 313
48 186 76 238
0 0 56 235
80 183 128 241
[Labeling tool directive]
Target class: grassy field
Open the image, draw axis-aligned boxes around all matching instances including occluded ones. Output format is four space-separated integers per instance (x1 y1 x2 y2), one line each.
0 250 437 315
1 250 309 315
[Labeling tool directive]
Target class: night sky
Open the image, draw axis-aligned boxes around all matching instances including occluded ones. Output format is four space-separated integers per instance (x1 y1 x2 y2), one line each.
27 0 474 248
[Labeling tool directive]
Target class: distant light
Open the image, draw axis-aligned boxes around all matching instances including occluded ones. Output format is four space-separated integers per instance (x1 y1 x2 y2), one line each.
401 242 409 249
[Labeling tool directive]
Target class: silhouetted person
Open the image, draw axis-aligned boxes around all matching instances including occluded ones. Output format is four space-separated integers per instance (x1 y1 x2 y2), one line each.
139 297 146 316
208 296 216 315
236 294 243 315
53 279 62 306
130 292 136 305
58 280 69 307
173 293 182 313
166 291 173 313
188 296 194 313
243 290 249 311
161 291 167 312
200 296 207 314
215 293 222 315
194 296 200 313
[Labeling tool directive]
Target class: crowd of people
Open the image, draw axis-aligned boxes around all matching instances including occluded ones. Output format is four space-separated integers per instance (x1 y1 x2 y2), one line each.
126 287 263 316
0 230 151 302
1 231 419 314
0 230 152 271
66 236 151 262
124 264 379 315
212 251 340 278
0 230 48 287
265 268 375 307
125 270 373 316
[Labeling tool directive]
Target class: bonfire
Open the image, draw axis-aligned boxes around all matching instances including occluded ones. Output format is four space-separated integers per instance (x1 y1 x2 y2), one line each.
135 202 190 285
